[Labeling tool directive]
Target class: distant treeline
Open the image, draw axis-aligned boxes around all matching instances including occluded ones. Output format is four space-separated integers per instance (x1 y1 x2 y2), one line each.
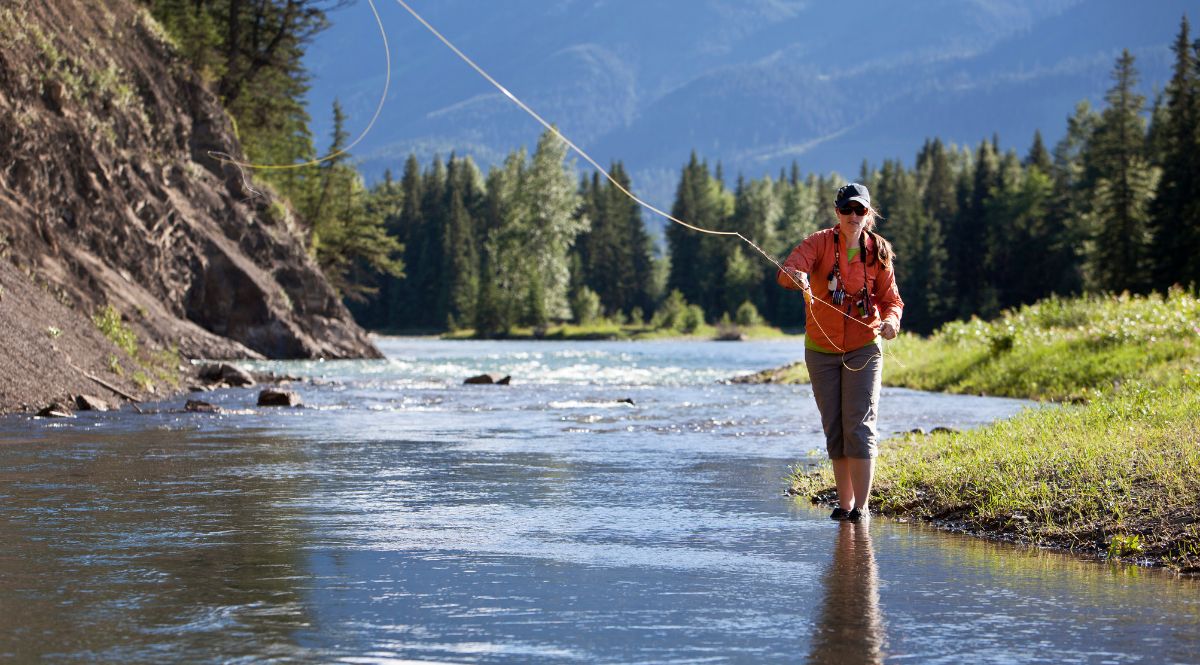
148 4 1200 335
355 15 1200 334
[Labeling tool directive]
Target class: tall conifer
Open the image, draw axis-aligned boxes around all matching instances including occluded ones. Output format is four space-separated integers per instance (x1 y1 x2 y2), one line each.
1087 50 1159 293
1150 16 1200 288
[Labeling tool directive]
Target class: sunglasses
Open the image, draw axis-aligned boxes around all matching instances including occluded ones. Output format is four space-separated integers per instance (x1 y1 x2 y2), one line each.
837 204 868 216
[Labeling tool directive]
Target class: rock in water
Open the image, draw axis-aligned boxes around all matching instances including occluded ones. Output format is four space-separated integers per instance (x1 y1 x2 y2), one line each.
199 363 256 387
464 373 512 385
185 399 220 413
257 389 301 407
36 402 74 418
74 394 109 411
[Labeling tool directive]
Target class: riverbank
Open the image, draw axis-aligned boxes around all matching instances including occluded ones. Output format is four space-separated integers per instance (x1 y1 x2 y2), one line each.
786 290 1200 572
0 260 176 414
0 0 380 413
441 322 793 342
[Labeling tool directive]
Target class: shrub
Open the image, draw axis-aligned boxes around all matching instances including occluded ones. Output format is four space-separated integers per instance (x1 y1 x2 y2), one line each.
651 290 688 330
735 300 763 327
681 304 706 333
629 306 645 327
93 305 138 357
571 286 602 326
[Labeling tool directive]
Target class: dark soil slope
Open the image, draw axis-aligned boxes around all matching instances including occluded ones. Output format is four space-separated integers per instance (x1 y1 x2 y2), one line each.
0 1 381 411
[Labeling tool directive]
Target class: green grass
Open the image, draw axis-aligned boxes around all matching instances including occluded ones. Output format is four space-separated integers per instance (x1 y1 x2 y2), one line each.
792 377 1200 570
789 289 1200 571
884 290 1200 401
93 304 138 357
92 305 183 392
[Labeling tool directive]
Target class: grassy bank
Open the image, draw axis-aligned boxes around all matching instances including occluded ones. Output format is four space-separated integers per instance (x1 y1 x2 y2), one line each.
789 289 1200 572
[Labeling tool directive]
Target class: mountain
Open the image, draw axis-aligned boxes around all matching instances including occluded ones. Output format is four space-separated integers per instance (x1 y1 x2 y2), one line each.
305 0 1189 220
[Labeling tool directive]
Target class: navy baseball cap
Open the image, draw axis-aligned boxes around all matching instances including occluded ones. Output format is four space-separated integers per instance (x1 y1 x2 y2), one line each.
835 183 871 208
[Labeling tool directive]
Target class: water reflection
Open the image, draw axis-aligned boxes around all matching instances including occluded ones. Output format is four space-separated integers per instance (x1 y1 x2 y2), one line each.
808 522 885 665
0 430 318 662
3 340 1195 663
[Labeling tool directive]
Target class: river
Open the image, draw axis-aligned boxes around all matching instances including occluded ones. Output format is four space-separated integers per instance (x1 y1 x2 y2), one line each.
0 339 1196 663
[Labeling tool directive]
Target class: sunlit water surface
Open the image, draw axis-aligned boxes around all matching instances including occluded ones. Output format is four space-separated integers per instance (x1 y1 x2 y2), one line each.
0 339 1196 663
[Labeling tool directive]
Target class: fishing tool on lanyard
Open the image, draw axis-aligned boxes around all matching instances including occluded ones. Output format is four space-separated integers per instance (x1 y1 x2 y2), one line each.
831 229 873 319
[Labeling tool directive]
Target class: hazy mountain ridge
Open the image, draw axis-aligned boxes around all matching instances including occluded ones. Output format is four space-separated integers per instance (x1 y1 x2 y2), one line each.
305 0 1188 215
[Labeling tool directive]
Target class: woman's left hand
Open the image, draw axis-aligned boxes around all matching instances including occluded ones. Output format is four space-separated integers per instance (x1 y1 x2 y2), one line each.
879 322 897 340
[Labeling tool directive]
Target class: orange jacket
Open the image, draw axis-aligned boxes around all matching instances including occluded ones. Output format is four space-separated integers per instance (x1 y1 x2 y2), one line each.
777 225 904 352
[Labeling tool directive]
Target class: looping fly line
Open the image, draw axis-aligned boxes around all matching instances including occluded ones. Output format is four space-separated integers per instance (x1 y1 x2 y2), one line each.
206 0 391 177
212 0 895 369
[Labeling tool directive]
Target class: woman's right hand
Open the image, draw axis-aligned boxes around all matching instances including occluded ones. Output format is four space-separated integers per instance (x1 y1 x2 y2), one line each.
783 268 808 289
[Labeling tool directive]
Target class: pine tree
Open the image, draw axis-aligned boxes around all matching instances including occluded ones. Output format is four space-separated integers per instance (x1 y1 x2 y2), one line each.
877 163 948 333
569 173 600 304
1150 15 1200 289
729 176 780 316
145 0 336 204
576 171 617 315
769 176 820 326
415 157 448 326
920 138 959 225
304 101 402 303
391 154 425 328
981 150 1029 312
1007 166 1064 305
1087 50 1159 294
776 175 820 255
1048 101 1099 296
614 164 657 316
348 169 406 329
442 157 478 329
305 99 350 227
475 152 526 336
666 154 707 307
597 163 655 316
1025 130 1053 174
721 247 757 317
946 139 999 317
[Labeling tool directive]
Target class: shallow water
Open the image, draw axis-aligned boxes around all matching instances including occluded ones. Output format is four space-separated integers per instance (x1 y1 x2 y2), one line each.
0 339 1196 663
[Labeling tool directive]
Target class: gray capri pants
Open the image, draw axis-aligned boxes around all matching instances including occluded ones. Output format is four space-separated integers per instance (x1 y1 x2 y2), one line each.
804 343 882 459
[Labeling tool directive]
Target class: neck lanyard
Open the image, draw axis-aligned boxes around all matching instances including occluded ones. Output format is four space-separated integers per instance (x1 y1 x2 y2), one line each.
828 229 872 318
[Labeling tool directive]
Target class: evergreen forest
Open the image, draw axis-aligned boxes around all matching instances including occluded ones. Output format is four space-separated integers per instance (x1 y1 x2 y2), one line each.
145 2 1200 336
